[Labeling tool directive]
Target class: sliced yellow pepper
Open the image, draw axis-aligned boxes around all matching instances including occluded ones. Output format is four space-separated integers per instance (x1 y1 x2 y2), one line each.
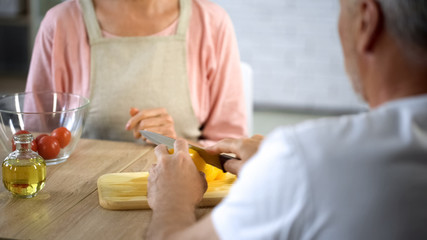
168 148 225 182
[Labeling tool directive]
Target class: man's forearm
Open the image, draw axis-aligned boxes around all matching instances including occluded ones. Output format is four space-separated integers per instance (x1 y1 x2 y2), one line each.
146 206 196 240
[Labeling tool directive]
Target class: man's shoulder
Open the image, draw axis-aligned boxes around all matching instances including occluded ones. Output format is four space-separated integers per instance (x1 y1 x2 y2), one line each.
264 111 378 169
277 112 371 145
271 100 426 170
288 97 427 151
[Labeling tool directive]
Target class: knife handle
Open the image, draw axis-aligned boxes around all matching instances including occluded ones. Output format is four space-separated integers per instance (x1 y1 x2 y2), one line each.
219 154 236 172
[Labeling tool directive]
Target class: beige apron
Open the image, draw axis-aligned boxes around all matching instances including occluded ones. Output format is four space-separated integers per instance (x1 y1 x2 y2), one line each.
79 0 201 142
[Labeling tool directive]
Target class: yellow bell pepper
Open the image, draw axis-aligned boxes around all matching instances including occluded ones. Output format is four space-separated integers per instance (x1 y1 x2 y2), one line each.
168 148 225 182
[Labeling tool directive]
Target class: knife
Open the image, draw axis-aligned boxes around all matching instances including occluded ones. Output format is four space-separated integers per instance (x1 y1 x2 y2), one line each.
140 130 234 172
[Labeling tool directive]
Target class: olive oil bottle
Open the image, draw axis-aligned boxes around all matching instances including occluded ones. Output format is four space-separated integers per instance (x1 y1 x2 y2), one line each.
2 134 46 198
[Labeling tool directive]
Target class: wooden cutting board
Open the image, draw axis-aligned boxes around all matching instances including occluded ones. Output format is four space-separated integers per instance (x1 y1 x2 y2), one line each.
97 172 237 210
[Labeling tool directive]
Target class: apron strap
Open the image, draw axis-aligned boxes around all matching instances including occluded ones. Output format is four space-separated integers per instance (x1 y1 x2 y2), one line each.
176 0 192 38
79 0 103 42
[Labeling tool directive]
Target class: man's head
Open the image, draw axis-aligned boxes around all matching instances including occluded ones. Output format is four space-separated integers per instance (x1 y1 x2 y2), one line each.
338 0 427 107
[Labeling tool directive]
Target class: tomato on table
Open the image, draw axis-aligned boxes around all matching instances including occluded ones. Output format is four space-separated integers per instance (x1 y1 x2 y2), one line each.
51 127 72 148
38 136 60 159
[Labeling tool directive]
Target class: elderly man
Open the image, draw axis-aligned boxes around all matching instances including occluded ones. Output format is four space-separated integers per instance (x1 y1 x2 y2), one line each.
146 0 427 239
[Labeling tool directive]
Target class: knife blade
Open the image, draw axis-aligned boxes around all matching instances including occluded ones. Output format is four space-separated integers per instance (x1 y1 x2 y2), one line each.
140 130 233 172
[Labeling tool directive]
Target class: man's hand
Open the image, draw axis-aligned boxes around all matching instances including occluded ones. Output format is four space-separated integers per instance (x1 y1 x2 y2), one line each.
148 138 207 211
205 135 264 175
126 107 177 141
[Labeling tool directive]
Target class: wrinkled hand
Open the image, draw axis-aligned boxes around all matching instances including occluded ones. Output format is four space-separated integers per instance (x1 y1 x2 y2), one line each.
205 135 264 175
147 138 207 211
126 107 177 140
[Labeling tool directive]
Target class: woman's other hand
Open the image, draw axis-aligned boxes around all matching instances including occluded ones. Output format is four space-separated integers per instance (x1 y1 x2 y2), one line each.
126 107 177 140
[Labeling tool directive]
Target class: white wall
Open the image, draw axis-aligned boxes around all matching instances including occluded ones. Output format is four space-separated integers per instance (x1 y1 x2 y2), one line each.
212 0 367 113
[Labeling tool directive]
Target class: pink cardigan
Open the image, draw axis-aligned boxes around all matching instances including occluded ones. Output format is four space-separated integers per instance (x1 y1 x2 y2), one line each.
26 0 247 145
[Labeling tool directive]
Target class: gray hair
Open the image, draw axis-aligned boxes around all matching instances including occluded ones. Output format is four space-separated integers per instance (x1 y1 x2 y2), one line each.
376 0 427 58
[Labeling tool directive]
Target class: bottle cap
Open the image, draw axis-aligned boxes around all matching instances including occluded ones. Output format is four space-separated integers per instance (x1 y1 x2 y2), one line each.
13 133 33 144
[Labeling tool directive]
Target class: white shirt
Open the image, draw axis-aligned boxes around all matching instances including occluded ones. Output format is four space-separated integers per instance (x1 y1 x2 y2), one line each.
212 94 427 240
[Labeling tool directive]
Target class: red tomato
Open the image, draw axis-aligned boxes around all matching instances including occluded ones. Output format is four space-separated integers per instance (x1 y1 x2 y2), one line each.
38 136 60 159
11 130 37 152
31 140 38 152
35 134 49 145
51 127 72 148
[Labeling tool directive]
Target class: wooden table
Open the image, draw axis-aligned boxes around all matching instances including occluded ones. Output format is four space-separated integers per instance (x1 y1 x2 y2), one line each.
0 139 211 239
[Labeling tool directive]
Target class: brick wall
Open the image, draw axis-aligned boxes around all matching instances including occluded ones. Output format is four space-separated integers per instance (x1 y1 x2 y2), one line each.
211 0 366 113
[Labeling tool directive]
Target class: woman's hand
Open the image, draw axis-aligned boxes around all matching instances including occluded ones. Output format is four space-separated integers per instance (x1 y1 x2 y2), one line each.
205 135 264 175
126 107 177 140
148 139 207 211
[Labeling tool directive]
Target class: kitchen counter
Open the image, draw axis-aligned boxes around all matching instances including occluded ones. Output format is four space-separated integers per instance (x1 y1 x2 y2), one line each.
0 138 211 239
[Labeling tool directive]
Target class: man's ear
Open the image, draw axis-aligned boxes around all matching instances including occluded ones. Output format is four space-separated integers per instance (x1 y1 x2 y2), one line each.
357 0 383 53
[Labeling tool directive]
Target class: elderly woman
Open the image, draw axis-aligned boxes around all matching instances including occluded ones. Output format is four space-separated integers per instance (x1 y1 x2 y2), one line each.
26 0 247 145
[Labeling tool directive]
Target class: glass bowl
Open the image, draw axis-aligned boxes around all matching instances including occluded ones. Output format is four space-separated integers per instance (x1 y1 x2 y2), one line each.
0 92 89 165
